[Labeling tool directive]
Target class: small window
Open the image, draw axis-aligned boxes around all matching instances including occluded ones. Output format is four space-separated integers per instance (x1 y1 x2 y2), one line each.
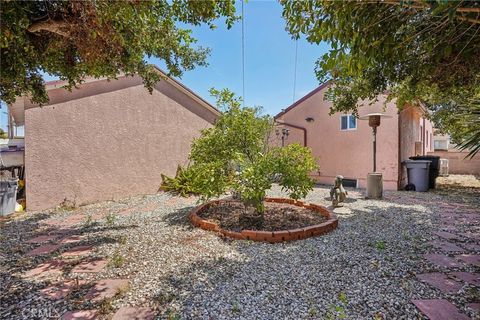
340 114 357 131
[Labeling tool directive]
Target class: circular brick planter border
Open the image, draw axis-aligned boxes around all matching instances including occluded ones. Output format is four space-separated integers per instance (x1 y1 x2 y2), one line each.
189 197 338 243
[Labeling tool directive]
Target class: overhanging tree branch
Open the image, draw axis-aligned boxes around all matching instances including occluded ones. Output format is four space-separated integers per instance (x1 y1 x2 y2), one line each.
27 19 70 37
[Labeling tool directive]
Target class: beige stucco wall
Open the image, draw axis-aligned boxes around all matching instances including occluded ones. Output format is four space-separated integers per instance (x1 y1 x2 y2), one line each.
275 87 400 190
25 76 216 210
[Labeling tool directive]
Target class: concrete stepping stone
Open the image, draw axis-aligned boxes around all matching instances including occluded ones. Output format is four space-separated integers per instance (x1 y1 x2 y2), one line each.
59 235 85 244
112 307 156 320
117 207 135 216
433 231 461 241
40 280 85 300
461 243 480 252
440 217 456 225
424 254 463 268
456 254 480 267
459 232 480 241
49 227 77 235
416 272 463 293
71 259 107 273
26 244 62 256
412 299 470 320
429 241 465 253
24 260 67 279
440 225 458 232
85 279 129 302
459 213 479 220
450 272 480 286
25 235 57 244
61 310 98 320
44 214 85 228
61 245 93 258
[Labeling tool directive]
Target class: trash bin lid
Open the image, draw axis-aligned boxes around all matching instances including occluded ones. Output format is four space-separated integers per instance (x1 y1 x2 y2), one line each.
403 160 432 164
403 159 431 168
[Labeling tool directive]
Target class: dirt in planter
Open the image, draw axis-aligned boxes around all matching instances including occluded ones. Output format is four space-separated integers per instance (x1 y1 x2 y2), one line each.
198 201 327 232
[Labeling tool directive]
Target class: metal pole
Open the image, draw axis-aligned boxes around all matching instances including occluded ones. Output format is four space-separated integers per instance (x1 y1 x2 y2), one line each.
373 127 377 172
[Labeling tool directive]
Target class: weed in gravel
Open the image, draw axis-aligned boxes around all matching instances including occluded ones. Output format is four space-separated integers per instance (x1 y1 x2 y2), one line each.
117 235 127 245
105 212 116 226
98 285 130 313
375 240 386 250
110 249 125 268
116 285 129 297
83 213 93 228
374 312 385 320
308 306 318 317
326 292 348 320
156 292 176 305
59 198 76 211
11 245 24 254
167 310 180 320
99 298 115 314
231 301 241 313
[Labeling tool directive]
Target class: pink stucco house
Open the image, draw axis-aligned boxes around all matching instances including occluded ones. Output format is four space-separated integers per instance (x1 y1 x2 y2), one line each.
8 67 219 210
274 82 434 190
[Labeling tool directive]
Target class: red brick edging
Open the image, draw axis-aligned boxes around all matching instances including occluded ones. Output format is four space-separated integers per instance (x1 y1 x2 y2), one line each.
189 197 338 243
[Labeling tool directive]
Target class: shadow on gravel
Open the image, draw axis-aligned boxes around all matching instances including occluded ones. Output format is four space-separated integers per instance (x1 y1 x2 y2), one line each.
0 211 140 319
150 199 444 318
323 196 358 204
160 206 196 228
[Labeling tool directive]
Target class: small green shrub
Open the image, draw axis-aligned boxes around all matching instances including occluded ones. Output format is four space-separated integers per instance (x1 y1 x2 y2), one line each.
161 88 318 221
160 165 199 197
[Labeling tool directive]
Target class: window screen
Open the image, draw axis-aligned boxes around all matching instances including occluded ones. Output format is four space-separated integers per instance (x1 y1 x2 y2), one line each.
341 116 348 130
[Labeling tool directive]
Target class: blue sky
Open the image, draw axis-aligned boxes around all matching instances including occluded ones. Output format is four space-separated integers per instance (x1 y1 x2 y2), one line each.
149 0 330 116
1 1 330 133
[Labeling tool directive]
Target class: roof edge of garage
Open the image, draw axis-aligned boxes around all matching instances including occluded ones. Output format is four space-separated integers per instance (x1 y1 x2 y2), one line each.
9 66 220 126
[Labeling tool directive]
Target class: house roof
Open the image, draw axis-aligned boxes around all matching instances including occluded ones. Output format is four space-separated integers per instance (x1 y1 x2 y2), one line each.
9 66 220 126
274 81 331 119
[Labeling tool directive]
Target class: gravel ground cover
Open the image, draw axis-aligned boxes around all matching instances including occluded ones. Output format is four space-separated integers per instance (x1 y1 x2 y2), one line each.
0 176 478 319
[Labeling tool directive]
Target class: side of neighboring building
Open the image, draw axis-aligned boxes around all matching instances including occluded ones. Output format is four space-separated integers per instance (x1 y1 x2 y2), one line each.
274 83 434 190
429 132 480 175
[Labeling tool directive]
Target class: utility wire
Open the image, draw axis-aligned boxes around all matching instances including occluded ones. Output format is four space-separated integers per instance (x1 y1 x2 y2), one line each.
241 0 245 107
292 39 298 103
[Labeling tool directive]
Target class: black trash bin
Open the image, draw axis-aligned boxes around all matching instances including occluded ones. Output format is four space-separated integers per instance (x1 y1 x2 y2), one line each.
409 155 440 189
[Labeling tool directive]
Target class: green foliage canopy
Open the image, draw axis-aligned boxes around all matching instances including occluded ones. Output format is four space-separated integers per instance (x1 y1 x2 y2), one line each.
0 0 237 105
281 0 480 155
162 88 318 215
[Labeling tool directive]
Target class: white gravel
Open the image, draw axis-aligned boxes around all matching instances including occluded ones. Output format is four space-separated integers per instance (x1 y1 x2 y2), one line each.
0 182 478 319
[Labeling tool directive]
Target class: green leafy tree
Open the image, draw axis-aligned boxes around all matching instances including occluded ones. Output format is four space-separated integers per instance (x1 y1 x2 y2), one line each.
0 0 237 105
162 88 318 220
281 0 480 155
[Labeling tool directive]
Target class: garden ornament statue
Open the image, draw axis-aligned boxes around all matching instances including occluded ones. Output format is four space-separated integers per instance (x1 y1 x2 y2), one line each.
330 175 347 207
